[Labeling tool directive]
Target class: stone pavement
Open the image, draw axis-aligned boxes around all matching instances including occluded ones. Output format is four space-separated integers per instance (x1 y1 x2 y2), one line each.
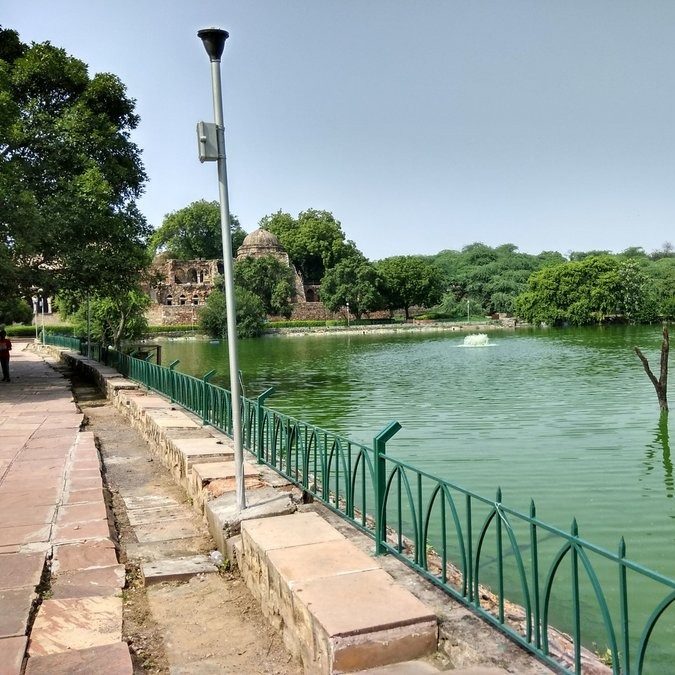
0 343 132 674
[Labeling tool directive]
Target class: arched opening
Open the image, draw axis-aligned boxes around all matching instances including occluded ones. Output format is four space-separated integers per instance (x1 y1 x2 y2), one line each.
174 270 185 284
179 294 187 306
188 268 198 283
192 295 199 306
166 295 173 306
305 288 317 302
217 262 224 275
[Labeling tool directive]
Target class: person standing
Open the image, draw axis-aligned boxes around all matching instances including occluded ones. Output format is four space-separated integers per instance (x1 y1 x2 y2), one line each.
0 330 12 382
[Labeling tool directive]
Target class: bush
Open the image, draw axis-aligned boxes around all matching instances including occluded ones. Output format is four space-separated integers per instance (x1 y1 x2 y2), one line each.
145 324 197 334
5 324 75 337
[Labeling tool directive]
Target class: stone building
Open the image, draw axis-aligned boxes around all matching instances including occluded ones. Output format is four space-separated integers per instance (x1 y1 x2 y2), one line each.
146 228 336 325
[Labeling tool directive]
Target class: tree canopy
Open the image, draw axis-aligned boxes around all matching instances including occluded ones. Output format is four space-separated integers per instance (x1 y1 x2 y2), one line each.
515 255 658 326
0 27 151 319
320 256 382 319
376 256 444 320
234 255 295 318
150 200 246 261
260 209 359 283
199 283 266 339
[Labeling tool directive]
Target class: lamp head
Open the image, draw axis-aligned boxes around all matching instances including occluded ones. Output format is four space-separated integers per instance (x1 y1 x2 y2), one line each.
198 28 229 61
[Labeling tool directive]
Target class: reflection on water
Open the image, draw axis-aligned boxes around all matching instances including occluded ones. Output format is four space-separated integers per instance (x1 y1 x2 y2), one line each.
644 413 672 499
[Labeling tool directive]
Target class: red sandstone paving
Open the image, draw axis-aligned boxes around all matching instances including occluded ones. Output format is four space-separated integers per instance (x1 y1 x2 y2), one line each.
24 641 132 675
53 541 118 573
0 524 51 547
0 588 37 638
0 635 28 674
0 488 61 505
62 488 104 504
0 505 56 528
66 475 103 491
56 501 107 524
51 564 125 599
28 596 123 656
52 519 112 544
0 552 46 591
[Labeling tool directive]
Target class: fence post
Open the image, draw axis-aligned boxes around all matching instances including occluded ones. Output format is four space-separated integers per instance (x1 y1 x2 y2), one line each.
202 369 216 425
168 360 180 404
255 387 275 464
374 421 401 556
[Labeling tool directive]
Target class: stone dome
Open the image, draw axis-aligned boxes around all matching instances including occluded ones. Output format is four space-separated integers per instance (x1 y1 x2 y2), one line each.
236 227 285 258
241 228 282 248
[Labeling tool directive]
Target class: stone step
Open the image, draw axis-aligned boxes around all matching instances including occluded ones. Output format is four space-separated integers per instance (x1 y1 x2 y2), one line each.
240 511 437 673
141 554 219 585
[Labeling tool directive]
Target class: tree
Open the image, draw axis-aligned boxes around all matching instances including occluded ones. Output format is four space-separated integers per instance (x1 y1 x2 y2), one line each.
260 209 359 282
199 285 266 339
150 200 245 260
515 256 658 326
65 289 149 350
0 27 151 307
234 255 295 318
320 256 382 319
635 327 669 412
0 297 33 326
376 256 444 320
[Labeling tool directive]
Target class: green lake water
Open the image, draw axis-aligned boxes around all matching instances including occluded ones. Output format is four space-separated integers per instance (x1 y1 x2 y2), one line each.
155 325 673 668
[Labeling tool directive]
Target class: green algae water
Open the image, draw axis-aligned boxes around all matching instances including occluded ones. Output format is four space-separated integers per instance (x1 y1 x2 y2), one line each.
156 325 674 668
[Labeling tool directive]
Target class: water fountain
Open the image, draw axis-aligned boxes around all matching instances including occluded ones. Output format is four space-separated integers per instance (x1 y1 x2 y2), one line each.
461 333 491 347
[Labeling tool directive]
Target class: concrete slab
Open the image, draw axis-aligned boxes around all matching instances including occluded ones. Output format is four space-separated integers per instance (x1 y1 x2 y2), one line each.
0 635 27 674
141 555 219 585
24 641 133 674
126 504 188 526
53 541 118 573
242 511 344 553
192 460 259 485
0 587 36 638
51 565 125 598
133 519 198 543
28 595 123 656
0 552 46 591
205 486 297 552
125 535 214 563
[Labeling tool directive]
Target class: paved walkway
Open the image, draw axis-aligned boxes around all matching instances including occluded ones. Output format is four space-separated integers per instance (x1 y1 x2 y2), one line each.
0 343 131 674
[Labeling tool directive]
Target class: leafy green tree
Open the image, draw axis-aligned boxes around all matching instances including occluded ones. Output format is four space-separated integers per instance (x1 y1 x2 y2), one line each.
199 285 266 338
150 200 245 260
320 256 382 319
376 256 444 320
260 209 359 282
0 298 33 326
66 289 149 350
0 27 151 306
515 256 657 326
234 256 295 318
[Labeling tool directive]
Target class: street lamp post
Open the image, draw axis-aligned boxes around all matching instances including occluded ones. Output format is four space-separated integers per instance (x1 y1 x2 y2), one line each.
466 299 470 324
197 27 246 511
346 301 350 329
38 289 45 344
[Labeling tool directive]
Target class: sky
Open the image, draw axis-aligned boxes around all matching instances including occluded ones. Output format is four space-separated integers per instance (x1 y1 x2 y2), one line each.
4 1 675 260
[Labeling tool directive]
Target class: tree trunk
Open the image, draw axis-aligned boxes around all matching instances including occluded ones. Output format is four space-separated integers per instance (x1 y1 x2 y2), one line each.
634 327 669 412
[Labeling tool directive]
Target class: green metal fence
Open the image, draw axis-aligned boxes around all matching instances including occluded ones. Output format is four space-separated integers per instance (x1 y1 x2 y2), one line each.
45 335 675 674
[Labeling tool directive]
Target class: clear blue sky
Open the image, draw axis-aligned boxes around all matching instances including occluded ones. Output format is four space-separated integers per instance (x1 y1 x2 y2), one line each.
5 1 674 260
